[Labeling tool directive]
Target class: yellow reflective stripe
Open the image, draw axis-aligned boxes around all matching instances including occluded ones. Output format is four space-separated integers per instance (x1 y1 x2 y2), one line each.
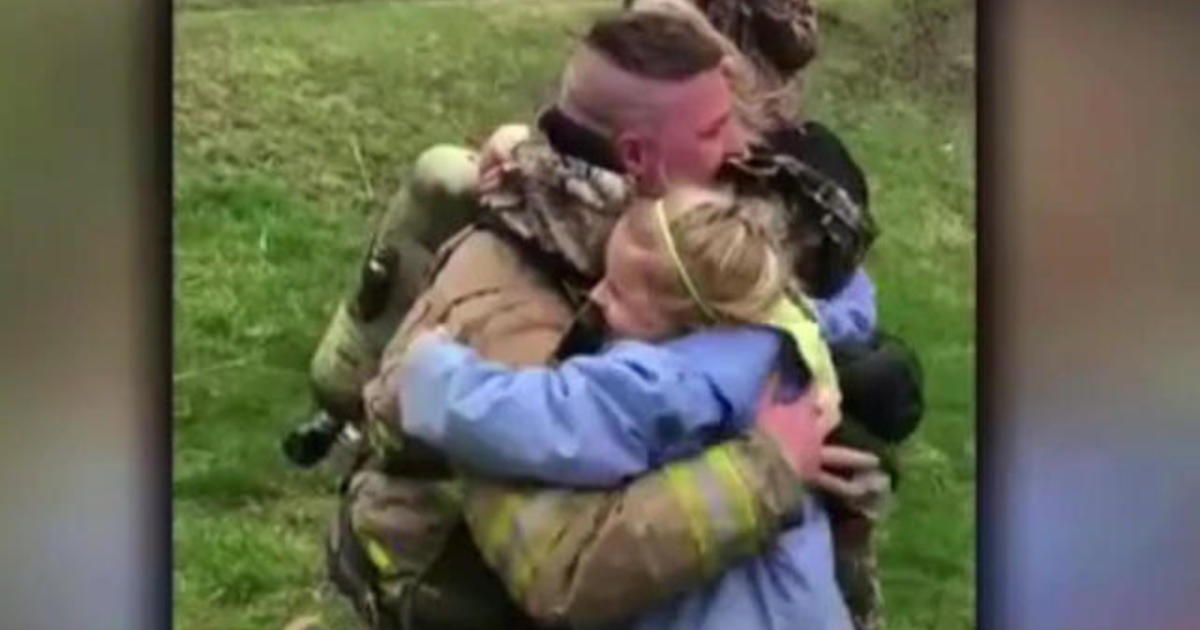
664 462 717 577
766 297 840 391
368 418 402 452
507 493 570 597
361 533 398 577
478 491 524 578
510 546 536 598
705 445 762 559
467 486 589 599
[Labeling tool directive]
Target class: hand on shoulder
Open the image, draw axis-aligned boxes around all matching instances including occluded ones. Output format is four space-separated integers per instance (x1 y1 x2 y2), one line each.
478 123 531 193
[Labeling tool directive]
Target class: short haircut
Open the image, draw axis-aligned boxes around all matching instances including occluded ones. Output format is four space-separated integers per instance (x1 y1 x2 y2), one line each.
584 11 724 81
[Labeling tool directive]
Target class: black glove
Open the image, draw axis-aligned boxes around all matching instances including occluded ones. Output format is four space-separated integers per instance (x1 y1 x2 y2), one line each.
281 410 344 468
831 331 925 445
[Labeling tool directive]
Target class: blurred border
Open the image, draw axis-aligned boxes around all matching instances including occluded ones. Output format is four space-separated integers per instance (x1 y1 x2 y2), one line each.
1 0 172 628
2 0 1199 628
157 0 175 627
976 0 1001 625
980 1 1200 629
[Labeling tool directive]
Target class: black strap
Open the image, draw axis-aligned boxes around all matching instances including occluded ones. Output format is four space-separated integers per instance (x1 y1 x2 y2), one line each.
472 211 595 306
470 213 613 366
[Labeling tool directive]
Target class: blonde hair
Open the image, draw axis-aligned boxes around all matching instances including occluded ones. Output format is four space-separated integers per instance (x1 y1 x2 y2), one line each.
625 186 789 329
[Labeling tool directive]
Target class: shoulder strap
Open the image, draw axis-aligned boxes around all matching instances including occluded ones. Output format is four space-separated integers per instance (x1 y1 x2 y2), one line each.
472 213 612 363
424 225 480 286
472 211 595 310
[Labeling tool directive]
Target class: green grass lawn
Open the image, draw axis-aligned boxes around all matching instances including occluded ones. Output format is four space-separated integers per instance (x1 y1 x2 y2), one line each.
174 1 975 628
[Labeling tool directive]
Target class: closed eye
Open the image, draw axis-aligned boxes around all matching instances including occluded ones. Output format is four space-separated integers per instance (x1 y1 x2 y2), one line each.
605 278 625 302
699 112 730 139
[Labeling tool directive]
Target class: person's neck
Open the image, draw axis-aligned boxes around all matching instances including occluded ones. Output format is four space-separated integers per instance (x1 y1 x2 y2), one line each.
537 106 626 174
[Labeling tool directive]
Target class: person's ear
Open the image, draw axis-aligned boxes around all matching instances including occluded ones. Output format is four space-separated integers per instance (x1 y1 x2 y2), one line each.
719 55 738 82
614 131 654 180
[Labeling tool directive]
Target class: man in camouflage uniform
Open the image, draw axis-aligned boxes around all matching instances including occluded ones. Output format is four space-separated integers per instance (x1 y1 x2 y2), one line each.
296 11 893 630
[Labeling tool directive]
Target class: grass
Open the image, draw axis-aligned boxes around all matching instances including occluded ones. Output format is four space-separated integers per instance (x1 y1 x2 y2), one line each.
173 1 975 628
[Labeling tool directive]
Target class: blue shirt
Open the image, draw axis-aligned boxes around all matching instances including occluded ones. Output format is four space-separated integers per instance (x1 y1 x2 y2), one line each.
400 327 852 630
813 267 877 346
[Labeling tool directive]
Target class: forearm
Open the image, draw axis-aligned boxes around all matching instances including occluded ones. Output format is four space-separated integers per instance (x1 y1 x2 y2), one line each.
401 333 765 487
465 428 807 627
399 337 656 486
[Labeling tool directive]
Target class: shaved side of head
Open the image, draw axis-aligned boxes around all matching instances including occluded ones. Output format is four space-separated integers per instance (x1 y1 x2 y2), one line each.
557 12 726 138
553 11 747 192
559 47 720 136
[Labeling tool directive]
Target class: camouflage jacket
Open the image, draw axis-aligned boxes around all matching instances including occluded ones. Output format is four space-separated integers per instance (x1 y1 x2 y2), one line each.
702 0 819 87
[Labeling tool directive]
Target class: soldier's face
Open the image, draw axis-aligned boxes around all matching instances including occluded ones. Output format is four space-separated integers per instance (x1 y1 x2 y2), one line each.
617 68 748 193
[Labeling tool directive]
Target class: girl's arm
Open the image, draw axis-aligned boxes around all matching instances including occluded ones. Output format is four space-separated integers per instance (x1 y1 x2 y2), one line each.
398 328 779 487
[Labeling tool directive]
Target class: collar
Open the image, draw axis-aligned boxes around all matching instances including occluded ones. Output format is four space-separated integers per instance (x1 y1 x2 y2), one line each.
537 106 626 174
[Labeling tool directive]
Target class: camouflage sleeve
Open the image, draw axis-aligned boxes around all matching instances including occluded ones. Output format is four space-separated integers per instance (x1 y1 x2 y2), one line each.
701 0 820 79
756 0 820 76
464 428 807 628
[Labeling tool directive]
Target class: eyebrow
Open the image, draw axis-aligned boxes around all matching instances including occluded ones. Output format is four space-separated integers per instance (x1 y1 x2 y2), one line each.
699 111 730 136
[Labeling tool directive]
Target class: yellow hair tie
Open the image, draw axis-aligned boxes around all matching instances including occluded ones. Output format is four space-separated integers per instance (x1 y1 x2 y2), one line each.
655 199 719 323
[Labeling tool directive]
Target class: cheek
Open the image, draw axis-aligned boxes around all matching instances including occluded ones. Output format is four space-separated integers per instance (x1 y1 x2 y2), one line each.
604 297 666 340
685 141 724 179
657 127 693 173
703 136 725 161
662 149 700 181
638 313 673 339
593 291 624 330
625 292 678 340
598 297 620 325
604 304 640 337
